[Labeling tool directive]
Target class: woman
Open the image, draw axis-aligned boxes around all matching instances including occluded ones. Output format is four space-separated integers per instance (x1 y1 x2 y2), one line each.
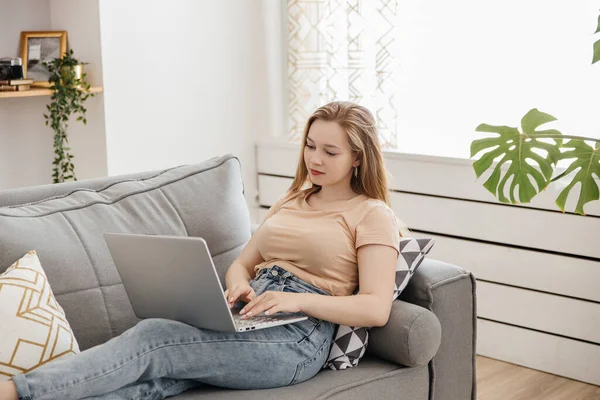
0 101 406 400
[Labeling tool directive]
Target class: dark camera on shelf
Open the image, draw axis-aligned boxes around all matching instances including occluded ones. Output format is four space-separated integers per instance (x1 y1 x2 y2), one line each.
0 57 25 81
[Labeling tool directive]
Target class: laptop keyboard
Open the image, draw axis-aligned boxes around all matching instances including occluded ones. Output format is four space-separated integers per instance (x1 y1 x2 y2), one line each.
233 314 285 327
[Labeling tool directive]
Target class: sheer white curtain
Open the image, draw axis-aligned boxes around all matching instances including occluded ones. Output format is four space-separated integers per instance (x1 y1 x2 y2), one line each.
287 0 399 148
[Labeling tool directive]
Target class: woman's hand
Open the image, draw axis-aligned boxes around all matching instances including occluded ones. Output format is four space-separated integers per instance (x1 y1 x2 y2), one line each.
239 291 306 319
224 282 256 308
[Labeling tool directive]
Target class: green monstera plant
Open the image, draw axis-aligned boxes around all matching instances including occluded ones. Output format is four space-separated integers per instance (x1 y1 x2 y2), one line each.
470 13 600 216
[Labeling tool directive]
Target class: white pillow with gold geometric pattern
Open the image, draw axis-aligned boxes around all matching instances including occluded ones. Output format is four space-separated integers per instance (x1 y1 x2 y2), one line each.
0 251 80 381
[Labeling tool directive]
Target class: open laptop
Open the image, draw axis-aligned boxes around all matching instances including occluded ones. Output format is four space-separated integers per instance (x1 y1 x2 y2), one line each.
104 233 307 332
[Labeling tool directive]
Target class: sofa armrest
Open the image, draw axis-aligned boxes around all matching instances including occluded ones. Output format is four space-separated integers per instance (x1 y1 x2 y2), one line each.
367 300 441 367
399 258 477 400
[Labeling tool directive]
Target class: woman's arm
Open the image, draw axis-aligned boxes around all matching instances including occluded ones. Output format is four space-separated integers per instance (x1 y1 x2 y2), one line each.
300 244 398 327
225 234 264 287
224 233 266 307
240 243 398 328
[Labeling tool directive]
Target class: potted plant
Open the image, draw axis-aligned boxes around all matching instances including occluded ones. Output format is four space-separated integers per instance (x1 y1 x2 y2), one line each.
470 12 600 216
43 49 94 183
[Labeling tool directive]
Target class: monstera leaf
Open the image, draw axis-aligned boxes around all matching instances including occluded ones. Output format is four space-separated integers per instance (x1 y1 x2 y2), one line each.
471 109 563 204
550 140 600 215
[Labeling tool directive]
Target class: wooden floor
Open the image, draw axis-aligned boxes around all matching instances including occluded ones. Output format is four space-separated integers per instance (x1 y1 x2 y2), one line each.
477 356 600 400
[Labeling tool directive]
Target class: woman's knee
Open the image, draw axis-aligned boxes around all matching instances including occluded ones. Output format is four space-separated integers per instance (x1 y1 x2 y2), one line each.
130 318 188 347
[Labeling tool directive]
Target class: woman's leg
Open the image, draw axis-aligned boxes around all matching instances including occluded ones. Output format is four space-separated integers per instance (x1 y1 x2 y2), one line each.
0 382 18 400
9 268 334 400
11 317 332 400
11 317 330 400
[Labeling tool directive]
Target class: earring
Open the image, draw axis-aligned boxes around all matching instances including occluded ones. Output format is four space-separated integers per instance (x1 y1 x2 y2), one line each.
354 166 358 178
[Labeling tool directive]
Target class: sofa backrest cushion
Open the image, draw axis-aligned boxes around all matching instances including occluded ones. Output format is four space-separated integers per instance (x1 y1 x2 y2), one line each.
0 154 251 350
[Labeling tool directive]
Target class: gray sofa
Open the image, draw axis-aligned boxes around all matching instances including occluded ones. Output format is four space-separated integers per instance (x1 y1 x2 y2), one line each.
0 154 476 399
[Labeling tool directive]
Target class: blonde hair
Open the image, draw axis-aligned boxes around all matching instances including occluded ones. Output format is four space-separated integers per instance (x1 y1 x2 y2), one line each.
288 101 410 236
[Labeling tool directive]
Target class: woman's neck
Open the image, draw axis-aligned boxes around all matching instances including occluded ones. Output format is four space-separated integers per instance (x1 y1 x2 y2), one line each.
312 187 359 202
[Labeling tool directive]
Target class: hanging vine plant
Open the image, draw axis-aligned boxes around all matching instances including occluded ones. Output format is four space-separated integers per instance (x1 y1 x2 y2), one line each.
43 49 94 183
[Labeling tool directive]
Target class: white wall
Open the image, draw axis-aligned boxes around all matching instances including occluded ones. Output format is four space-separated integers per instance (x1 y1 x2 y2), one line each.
99 0 278 207
0 1 53 190
0 0 107 190
262 0 287 139
0 2 50 56
395 0 600 159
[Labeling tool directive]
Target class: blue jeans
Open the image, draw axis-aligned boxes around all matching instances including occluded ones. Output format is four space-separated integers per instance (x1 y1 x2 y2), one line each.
12 265 335 400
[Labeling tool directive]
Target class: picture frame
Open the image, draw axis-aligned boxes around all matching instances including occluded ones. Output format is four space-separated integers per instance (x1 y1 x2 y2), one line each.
20 31 67 87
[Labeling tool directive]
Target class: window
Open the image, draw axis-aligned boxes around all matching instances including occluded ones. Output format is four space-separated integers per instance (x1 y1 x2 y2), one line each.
395 0 600 159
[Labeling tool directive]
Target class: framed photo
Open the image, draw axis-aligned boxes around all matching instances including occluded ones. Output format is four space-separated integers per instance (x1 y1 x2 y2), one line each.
20 31 67 87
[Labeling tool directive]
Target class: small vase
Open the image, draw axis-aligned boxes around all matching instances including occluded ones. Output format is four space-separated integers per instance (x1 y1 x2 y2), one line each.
72 64 84 81
60 64 85 88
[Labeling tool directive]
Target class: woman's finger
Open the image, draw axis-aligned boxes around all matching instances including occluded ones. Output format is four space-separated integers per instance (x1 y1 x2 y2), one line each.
224 289 234 301
241 294 262 312
244 296 279 319
228 288 244 306
244 288 257 302
256 300 277 316
263 304 279 316
246 300 271 317
241 293 267 316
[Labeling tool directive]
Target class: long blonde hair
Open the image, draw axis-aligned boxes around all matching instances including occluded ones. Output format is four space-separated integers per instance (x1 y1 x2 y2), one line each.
288 101 410 236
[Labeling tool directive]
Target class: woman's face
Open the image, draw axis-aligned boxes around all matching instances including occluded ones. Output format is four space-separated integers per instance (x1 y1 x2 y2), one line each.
303 119 358 189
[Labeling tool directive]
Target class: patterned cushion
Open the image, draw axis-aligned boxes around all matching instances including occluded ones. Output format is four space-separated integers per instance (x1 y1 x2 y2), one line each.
0 251 80 380
324 237 435 370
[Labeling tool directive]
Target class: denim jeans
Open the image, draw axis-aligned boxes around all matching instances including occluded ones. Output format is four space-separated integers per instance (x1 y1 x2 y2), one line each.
12 265 335 400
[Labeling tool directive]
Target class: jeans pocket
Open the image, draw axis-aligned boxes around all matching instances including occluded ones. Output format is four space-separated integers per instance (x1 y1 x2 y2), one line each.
289 337 332 386
303 314 320 325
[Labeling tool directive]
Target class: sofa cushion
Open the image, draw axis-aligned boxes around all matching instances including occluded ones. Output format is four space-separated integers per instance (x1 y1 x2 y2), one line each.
175 357 429 400
0 155 252 350
0 251 80 380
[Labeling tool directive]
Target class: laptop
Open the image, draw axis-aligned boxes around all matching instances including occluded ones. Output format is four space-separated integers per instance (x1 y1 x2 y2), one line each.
104 233 308 332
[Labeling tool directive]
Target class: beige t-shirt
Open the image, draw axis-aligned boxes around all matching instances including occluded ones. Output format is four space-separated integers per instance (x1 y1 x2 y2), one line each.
253 189 400 296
